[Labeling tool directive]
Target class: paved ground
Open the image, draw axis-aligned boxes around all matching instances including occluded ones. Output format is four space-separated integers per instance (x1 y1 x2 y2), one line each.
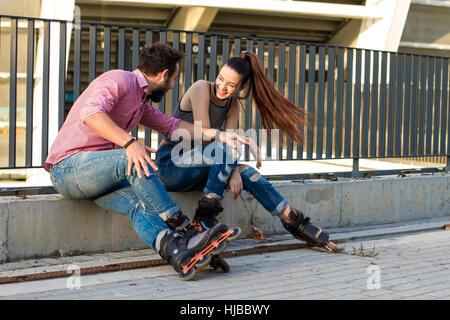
0 218 450 301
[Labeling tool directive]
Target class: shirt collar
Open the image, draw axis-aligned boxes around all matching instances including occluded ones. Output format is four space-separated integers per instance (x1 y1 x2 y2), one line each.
133 69 149 95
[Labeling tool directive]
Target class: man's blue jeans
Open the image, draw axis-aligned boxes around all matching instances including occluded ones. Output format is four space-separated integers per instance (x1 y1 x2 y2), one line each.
49 149 178 251
155 142 288 216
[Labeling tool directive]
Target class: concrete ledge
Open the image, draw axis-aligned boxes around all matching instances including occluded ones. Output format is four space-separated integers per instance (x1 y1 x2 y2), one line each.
1 173 449 262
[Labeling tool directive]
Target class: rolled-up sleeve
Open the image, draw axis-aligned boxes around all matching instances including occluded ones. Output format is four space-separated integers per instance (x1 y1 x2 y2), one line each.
79 71 130 122
140 104 181 139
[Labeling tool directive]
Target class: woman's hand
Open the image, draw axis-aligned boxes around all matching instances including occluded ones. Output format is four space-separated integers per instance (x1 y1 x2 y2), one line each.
226 168 243 200
244 136 262 169
218 130 249 148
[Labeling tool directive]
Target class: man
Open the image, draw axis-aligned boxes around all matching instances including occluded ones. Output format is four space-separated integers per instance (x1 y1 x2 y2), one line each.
45 42 246 278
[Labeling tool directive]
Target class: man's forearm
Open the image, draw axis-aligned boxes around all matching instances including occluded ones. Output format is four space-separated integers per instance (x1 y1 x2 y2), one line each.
84 112 133 147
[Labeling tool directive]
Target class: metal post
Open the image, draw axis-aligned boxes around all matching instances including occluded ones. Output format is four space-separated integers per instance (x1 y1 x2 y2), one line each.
352 158 362 178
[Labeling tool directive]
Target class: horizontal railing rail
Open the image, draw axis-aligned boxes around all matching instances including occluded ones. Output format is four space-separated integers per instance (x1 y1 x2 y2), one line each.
0 15 449 174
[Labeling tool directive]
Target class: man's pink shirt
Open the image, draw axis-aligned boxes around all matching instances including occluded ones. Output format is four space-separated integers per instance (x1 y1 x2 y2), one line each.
44 69 180 171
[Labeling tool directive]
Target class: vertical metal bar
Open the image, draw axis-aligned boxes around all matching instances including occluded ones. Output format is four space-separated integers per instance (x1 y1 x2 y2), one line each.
233 37 241 58
256 39 264 148
387 53 396 157
172 32 180 111
158 31 167 144
370 51 379 158
410 54 419 156
89 25 97 83
157 31 167 145
132 29 140 70
379 52 388 157
160 31 167 43
267 41 275 158
316 46 325 159
361 50 371 158
118 28 126 69
344 48 353 158
197 34 205 80
433 57 442 155
297 44 306 159
73 22 82 100
209 35 218 81
403 55 412 156
184 33 193 93
234 37 243 141
307 45 316 160
426 56 434 155
222 36 230 64
131 29 141 138
335 48 344 159
41 21 51 164
103 27 111 72
59 22 66 130
443 59 450 159
418 55 427 155
25 19 35 167
9 18 18 167
352 49 362 159
286 42 296 160
326 46 335 159
352 158 361 178
144 30 153 147
146 30 153 46
278 41 286 160
395 54 404 157
244 39 254 161
440 58 448 156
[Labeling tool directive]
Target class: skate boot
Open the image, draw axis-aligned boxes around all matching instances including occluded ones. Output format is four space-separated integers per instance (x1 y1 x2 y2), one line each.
161 209 233 272
155 226 235 280
187 196 241 255
280 208 336 252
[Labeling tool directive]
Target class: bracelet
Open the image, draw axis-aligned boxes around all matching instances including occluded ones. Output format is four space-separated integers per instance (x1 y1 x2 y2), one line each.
123 137 136 149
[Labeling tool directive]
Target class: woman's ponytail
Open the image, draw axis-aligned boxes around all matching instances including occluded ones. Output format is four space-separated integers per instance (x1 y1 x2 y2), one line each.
228 51 308 145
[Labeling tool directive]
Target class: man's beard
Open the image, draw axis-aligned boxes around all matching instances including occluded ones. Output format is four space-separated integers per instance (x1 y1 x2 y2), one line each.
148 78 171 102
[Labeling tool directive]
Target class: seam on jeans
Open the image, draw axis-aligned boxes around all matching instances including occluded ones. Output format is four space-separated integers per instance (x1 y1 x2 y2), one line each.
115 189 160 229
133 177 179 218
51 174 87 199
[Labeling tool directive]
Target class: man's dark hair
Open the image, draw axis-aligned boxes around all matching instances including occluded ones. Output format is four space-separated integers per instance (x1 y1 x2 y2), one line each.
137 42 184 77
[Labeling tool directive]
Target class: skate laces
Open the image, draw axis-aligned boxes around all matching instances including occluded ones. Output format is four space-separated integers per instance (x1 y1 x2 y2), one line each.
192 221 203 232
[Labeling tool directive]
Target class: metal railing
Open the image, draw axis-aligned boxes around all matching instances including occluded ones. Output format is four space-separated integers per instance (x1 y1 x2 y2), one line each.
1 15 449 175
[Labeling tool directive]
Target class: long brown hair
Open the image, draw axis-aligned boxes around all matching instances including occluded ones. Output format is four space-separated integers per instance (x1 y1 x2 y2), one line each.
224 51 309 145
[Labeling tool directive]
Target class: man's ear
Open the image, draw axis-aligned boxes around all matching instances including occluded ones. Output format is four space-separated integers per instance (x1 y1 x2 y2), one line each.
160 69 169 82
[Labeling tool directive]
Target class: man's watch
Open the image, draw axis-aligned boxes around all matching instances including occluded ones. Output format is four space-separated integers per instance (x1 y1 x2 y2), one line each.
123 136 136 149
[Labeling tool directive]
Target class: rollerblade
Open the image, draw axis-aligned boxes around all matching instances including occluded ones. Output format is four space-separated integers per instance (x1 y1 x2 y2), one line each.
280 208 337 252
155 225 236 281
188 196 241 254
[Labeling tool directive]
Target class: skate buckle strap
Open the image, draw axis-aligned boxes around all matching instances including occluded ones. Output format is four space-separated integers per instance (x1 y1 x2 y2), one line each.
181 229 233 275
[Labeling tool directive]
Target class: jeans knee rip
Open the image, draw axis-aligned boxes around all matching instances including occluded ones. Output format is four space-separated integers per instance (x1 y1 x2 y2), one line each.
249 172 261 182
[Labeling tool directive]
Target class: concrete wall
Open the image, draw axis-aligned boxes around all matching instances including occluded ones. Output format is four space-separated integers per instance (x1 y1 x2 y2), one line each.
1 173 449 262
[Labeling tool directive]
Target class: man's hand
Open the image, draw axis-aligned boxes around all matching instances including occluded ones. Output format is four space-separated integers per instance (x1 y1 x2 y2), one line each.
125 141 158 179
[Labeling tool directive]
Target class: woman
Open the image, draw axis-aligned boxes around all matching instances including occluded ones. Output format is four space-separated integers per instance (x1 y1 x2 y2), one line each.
156 51 335 251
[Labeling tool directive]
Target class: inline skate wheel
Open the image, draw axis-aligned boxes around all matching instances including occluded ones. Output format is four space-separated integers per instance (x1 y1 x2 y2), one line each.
195 254 212 269
179 267 196 281
210 257 230 273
